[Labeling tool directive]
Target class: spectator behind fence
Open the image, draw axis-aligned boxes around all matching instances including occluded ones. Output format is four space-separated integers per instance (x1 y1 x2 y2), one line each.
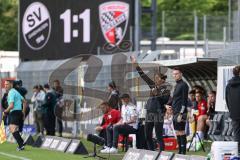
31 85 45 135
225 65 240 155
42 84 57 136
52 80 64 137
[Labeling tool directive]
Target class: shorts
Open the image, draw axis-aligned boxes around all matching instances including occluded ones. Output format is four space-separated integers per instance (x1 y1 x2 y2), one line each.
173 113 187 131
9 110 23 126
173 121 186 131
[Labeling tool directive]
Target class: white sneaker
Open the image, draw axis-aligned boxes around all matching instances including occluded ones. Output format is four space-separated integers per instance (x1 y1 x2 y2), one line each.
109 147 118 154
100 147 110 153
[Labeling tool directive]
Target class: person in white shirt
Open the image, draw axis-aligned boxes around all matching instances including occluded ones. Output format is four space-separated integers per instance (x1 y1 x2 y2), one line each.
101 93 138 154
31 85 45 135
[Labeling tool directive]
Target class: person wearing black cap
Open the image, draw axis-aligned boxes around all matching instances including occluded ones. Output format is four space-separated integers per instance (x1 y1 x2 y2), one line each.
42 83 57 135
131 56 172 151
166 67 189 154
101 93 138 154
107 81 120 110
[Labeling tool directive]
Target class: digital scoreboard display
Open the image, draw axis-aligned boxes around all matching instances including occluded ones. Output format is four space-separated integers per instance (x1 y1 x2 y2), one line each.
20 0 134 60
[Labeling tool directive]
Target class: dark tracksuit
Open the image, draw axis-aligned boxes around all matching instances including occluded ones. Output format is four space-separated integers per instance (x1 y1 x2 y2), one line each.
226 76 240 154
168 79 189 154
42 91 57 136
53 86 64 136
136 66 171 151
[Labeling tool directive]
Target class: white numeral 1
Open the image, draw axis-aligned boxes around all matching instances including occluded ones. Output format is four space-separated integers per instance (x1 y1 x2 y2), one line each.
60 9 71 43
79 9 90 43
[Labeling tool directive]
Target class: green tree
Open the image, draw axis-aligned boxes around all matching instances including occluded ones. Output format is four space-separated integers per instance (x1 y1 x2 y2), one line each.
0 0 18 50
141 0 228 40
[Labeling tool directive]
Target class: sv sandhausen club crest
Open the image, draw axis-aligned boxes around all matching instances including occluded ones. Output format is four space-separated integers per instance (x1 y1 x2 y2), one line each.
22 2 51 50
99 1 129 46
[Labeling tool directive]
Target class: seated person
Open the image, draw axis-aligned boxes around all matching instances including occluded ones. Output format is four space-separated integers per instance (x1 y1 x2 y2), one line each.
195 91 208 141
187 90 198 137
101 94 138 154
163 106 176 138
95 102 121 148
206 91 216 127
188 90 197 110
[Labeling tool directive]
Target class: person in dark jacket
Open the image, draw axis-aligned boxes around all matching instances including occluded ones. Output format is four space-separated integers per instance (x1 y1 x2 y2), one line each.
166 67 189 154
42 84 57 136
2 91 9 125
52 80 64 137
131 55 172 151
225 65 240 154
107 81 120 110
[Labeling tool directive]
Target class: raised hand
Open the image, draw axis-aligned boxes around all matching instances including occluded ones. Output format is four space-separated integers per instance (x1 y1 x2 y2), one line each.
130 55 137 64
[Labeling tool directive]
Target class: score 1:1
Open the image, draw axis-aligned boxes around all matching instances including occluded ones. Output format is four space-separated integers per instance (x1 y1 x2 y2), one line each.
60 9 90 43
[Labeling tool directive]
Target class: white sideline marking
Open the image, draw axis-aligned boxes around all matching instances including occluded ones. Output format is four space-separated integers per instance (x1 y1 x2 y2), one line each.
0 152 31 160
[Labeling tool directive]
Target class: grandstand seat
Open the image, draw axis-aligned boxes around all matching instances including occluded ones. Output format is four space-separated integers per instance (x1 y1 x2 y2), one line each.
225 119 234 141
208 113 224 141
214 117 231 141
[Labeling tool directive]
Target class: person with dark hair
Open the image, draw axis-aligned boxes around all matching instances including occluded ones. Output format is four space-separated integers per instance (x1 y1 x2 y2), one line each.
52 80 64 137
95 102 121 151
13 80 29 132
13 80 28 98
42 83 57 136
188 90 197 110
31 85 45 135
194 91 208 147
187 90 197 138
107 81 120 110
131 55 171 151
1 90 9 125
53 80 63 98
206 91 216 126
101 94 139 153
166 67 189 154
3 80 27 151
226 65 240 154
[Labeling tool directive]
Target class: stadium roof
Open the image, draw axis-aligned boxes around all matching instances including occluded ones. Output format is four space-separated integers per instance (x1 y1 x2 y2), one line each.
153 57 218 91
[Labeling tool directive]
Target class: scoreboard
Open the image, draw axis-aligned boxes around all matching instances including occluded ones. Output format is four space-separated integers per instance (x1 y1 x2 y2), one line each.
20 0 134 60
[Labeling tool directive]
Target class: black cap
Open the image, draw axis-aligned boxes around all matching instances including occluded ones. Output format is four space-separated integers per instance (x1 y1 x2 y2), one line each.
120 93 130 99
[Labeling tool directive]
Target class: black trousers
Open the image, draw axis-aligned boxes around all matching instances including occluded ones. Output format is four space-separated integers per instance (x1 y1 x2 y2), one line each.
145 112 165 151
43 113 56 136
57 118 63 136
232 120 240 154
106 124 137 148
99 128 107 146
